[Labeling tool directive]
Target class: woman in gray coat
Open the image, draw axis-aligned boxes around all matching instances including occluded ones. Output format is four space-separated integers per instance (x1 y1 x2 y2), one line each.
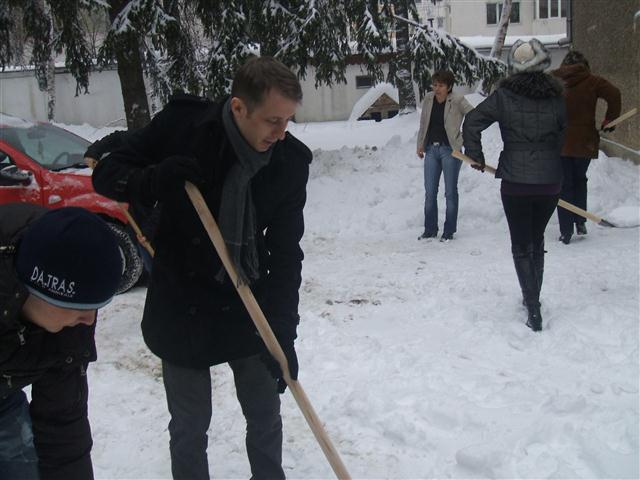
416 70 474 242
463 39 566 332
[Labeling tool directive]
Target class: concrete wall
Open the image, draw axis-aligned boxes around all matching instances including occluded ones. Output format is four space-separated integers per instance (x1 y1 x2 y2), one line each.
571 0 640 163
0 67 127 127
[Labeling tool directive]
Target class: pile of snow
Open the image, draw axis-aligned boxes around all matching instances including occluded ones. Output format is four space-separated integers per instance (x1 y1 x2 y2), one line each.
61 104 638 479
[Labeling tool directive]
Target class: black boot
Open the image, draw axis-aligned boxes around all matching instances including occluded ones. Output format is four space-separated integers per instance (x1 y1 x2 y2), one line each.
522 242 545 307
512 244 542 332
533 241 545 297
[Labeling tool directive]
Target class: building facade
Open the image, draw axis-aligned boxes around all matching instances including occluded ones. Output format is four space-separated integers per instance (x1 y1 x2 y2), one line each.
415 0 567 36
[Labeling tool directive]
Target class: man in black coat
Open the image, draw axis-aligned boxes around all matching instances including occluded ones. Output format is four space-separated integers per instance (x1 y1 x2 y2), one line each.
0 204 122 479
92 56 312 479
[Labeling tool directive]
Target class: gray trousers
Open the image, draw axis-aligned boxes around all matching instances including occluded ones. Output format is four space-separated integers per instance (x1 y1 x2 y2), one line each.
162 355 284 480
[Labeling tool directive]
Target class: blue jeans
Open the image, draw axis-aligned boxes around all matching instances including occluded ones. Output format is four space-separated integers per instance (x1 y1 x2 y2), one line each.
423 145 462 236
0 390 39 479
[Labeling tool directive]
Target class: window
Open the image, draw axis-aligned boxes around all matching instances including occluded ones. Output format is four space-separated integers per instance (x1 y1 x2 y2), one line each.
537 0 567 19
355 75 373 89
2 124 88 169
486 1 520 25
437 16 444 28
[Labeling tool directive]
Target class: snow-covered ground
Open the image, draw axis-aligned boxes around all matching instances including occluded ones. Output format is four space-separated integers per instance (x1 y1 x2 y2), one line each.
62 101 639 479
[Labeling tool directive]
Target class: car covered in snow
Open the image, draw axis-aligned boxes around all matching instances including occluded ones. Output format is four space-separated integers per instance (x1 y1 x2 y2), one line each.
0 113 143 292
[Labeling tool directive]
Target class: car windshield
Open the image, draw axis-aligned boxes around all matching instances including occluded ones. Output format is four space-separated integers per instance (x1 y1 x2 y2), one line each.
0 122 90 170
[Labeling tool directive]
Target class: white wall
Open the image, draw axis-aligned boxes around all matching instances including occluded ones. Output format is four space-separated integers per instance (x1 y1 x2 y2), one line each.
0 67 126 127
1 64 387 125
296 64 392 122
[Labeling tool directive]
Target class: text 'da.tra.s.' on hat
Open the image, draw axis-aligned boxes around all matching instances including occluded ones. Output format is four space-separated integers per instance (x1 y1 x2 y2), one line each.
15 207 123 309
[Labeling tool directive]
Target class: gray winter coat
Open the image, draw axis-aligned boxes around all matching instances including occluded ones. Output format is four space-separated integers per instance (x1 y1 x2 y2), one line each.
463 72 566 184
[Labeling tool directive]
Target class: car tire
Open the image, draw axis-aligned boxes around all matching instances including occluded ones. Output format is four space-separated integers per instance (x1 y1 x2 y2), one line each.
106 222 143 294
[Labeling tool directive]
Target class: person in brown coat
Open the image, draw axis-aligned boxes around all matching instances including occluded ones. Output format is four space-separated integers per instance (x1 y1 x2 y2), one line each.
552 50 621 244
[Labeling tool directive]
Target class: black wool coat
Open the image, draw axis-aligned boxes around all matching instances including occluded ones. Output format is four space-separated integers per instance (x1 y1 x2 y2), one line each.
463 72 566 184
92 95 312 368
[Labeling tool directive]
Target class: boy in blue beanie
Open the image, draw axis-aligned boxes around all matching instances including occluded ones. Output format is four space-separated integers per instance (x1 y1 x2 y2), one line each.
0 203 122 479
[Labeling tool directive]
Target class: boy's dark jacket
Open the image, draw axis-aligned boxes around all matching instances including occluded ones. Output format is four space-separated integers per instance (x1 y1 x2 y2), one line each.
93 95 312 368
0 203 96 398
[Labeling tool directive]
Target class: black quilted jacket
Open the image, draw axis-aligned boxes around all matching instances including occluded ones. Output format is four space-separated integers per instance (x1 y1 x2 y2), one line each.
463 72 566 184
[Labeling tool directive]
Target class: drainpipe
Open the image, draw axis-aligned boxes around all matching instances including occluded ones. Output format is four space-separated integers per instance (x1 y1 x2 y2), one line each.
560 0 573 46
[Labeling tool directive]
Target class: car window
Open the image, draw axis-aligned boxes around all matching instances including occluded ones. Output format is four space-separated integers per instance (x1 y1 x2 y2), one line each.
1 124 89 169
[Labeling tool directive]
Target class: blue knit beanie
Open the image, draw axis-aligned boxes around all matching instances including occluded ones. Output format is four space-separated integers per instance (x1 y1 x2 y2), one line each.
15 208 122 309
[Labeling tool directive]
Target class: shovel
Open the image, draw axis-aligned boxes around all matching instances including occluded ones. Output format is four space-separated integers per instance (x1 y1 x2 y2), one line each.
185 182 351 480
601 108 638 131
451 150 621 228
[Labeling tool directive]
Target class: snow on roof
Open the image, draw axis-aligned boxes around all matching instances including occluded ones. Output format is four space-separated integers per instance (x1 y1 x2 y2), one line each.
0 113 35 128
348 83 399 122
459 33 567 49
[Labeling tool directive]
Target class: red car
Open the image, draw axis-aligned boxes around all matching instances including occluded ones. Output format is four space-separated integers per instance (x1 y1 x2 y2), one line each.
0 113 143 292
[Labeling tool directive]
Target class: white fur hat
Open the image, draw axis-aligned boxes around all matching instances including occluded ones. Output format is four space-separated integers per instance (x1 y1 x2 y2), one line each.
508 38 551 73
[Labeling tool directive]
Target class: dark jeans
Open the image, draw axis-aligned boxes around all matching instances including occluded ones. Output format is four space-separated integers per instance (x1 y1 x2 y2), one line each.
31 364 94 480
501 193 559 251
162 355 284 480
0 390 39 479
557 156 591 235
0 364 93 480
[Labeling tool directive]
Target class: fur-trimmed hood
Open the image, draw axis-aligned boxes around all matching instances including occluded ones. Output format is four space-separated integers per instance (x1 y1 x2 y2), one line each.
499 72 564 100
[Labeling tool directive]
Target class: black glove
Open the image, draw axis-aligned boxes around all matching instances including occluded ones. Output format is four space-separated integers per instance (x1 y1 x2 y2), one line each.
151 155 203 200
601 120 616 133
470 156 486 172
260 333 298 394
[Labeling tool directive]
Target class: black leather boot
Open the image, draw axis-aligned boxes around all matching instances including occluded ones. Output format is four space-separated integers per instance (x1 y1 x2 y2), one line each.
533 241 545 297
512 244 542 332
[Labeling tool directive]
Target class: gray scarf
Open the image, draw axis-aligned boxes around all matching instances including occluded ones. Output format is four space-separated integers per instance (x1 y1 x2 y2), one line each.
218 98 272 285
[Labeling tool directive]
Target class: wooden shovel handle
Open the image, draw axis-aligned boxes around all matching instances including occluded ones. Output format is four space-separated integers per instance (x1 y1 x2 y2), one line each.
119 205 155 257
89 159 155 257
602 108 638 130
185 182 351 480
451 150 610 225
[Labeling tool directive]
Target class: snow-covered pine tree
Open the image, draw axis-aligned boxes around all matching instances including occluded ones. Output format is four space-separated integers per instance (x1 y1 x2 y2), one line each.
389 0 419 112
409 18 506 99
99 0 171 128
100 0 506 119
1 0 98 119
1 0 507 126
480 0 513 94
